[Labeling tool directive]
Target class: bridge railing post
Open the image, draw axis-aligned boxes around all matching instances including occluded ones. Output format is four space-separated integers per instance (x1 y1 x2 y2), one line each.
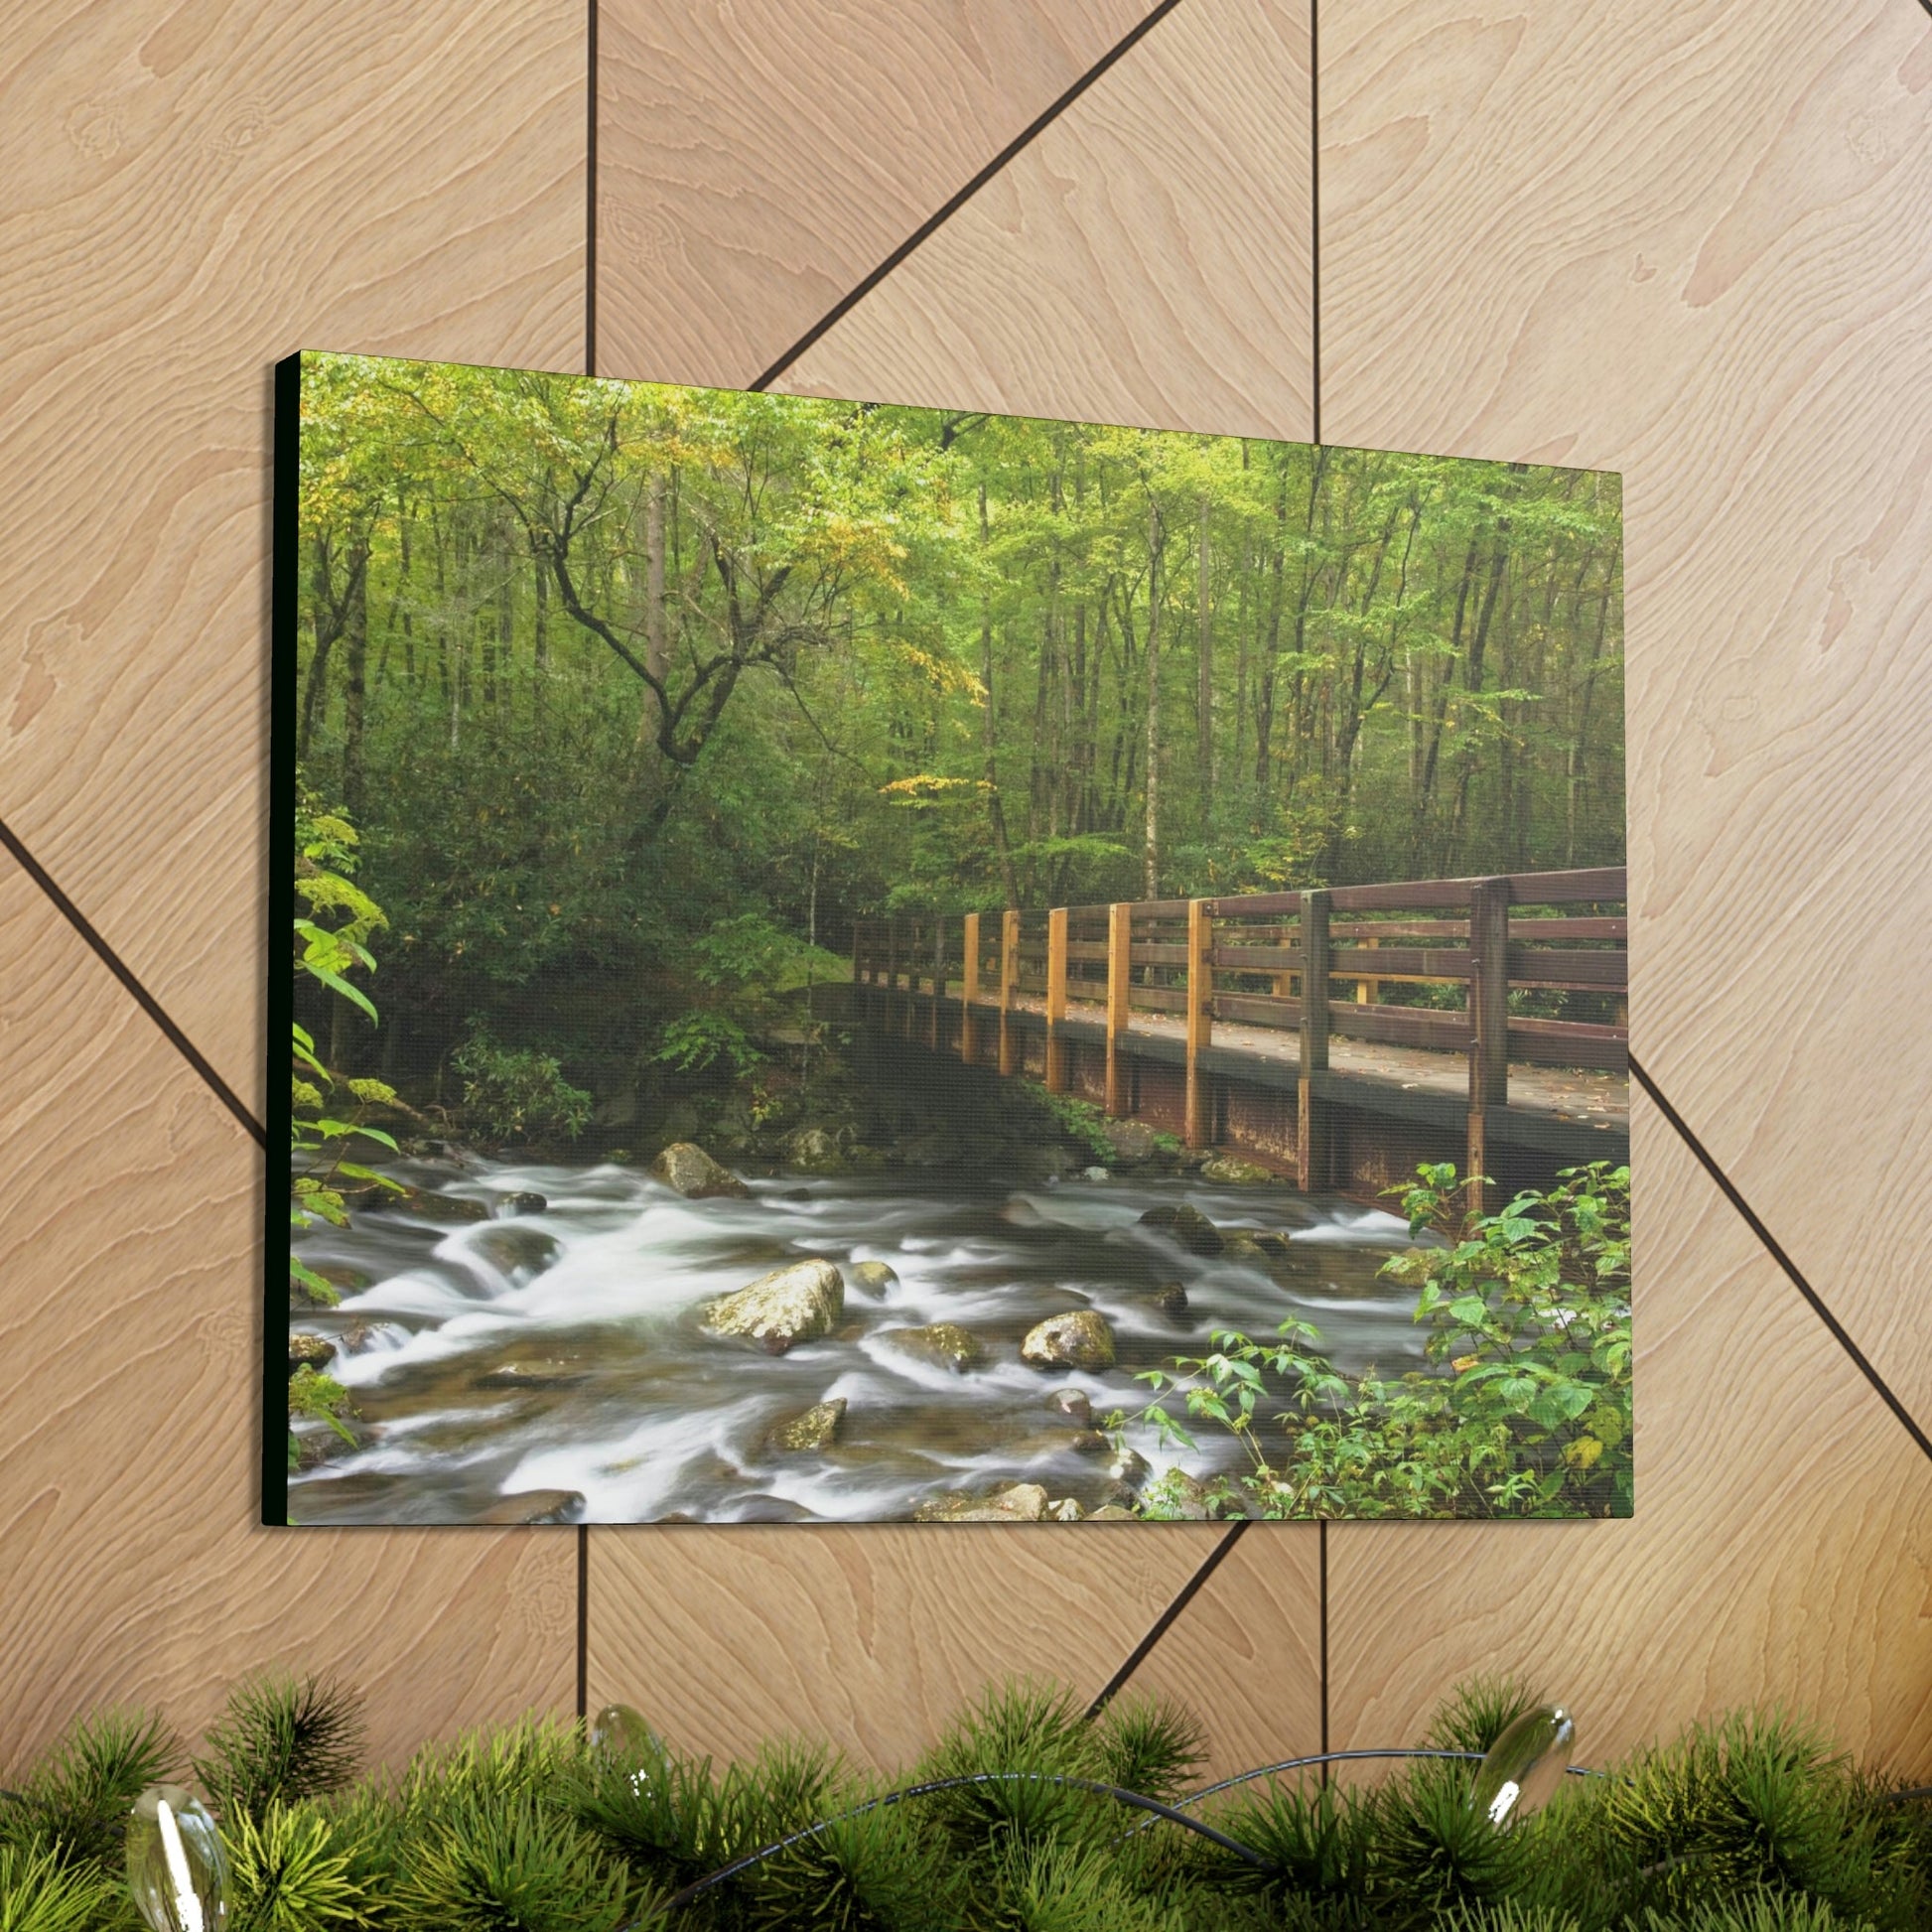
1104 902 1131 1115
1045 906 1069 1093
960 913 981 1063
1184 897 1214 1148
1298 889 1331 1190
902 917 918 1040
1466 876 1511 1213
930 916 944 1051
998 907 1021 1076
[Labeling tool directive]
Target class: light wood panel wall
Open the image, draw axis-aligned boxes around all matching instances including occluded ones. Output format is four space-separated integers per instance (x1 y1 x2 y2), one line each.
2 0 1927 1788
1311 0 1932 1774
0 0 584 1771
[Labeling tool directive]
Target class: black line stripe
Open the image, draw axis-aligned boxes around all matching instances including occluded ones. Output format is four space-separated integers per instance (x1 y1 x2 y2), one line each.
576 1524 591 1719
587 0 599 380
1317 1519 1329 1775
1085 1520 1250 1719
0 814 267 1149
748 0 1187 393
1630 1050 1932 1464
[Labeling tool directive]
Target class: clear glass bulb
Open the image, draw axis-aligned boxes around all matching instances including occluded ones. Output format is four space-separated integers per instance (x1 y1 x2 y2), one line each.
1469 1705 1576 1827
591 1702 657 1763
127 1785 227 1932
591 1703 670 1805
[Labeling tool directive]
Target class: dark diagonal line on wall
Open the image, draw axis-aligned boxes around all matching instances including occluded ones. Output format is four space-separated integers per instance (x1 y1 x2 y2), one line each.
0 814 267 1149
1630 1051 1932 1465
586 0 600 381
1086 1521 1250 1719
748 0 1187 392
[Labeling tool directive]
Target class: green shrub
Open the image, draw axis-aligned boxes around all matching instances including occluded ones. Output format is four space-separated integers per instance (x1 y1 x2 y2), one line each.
453 1030 593 1143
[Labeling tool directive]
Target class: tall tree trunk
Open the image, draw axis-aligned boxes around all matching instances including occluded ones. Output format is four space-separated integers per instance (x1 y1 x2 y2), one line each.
979 483 1020 906
341 533 370 822
1143 497 1165 897
635 467 667 754
1196 493 1213 833
531 539 548 731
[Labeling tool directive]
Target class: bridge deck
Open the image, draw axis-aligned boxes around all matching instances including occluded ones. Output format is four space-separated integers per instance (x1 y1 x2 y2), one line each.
892 985 1629 1163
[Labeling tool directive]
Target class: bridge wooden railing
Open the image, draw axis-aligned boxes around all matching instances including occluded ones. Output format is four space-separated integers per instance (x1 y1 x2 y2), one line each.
852 867 1627 1188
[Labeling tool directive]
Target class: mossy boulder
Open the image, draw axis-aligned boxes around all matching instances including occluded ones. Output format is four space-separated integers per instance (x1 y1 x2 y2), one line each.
1138 1202 1223 1256
703 1259 844 1353
1100 1120 1162 1167
651 1142 753 1199
913 1481 1050 1523
781 1126 846 1174
849 1260 899 1298
1021 1310 1117 1372
1199 1155 1275 1184
288 1333 337 1376
477 1489 584 1524
882 1323 984 1374
770 1398 847 1452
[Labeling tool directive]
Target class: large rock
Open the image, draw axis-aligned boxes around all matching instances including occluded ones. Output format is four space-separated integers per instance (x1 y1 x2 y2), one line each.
474 1360 590 1390
498 1189 548 1216
913 1481 1049 1523
1046 1388 1092 1426
1021 1310 1117 1372
781 1126 846 1174
651 1143 752 1199
1200 1155 1275 1184
478 1489 584 1524
882 1323 984 1374
1138 1202 1223 1256
1101 1119 1162 1167
770 1398 847 1451
703 1260 844 1353
1137 1282 1190 1322
288 1333 337 1375
395 1186 490 1224
849 1260 899 1299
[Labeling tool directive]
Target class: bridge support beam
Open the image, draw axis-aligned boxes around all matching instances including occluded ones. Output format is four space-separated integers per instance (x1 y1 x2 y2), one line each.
1104 902 1130 1116
1183 897 1213 1148
929 918 944 1052
1298 889 1331 1189
1465 876 1511 1214
959 913 980 1064
998 908 1020 1077
1044 907 1068 1093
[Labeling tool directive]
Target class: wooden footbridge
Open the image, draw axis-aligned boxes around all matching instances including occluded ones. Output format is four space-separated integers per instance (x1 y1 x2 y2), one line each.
850 868 1629 1202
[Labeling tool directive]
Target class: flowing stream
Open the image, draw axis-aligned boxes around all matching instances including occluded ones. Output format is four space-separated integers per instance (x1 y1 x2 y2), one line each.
289 1156 1436 1525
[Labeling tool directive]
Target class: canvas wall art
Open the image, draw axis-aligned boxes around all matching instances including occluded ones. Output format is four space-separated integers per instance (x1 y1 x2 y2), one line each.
272 352 1628 1526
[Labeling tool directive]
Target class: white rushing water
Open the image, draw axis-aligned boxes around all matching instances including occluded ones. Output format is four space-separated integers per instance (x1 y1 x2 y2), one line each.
288 1157 1431 1525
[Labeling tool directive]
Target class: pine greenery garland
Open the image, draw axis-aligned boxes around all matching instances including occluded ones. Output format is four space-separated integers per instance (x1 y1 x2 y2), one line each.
0 1672 1924 1931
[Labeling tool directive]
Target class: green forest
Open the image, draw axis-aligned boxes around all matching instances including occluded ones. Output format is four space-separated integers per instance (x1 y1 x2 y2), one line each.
293 353 1622 1098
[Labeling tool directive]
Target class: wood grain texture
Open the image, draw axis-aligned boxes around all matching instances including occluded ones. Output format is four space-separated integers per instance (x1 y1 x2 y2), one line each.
777 0 1313 441
1328 1094 1932 1775
594 0 1156 389
588 1525 1256 1772
0 0 586 1117
0 850 575 1775
1321 0 1932 1423
1109 1526 1323 1779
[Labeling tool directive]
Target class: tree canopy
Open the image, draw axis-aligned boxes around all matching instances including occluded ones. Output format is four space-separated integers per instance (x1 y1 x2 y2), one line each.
293 352 1622 1083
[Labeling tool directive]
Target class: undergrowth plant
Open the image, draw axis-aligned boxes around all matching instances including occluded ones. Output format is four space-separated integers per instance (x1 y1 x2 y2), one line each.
1 1672 1923 1932
1138 1163 1633 1519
